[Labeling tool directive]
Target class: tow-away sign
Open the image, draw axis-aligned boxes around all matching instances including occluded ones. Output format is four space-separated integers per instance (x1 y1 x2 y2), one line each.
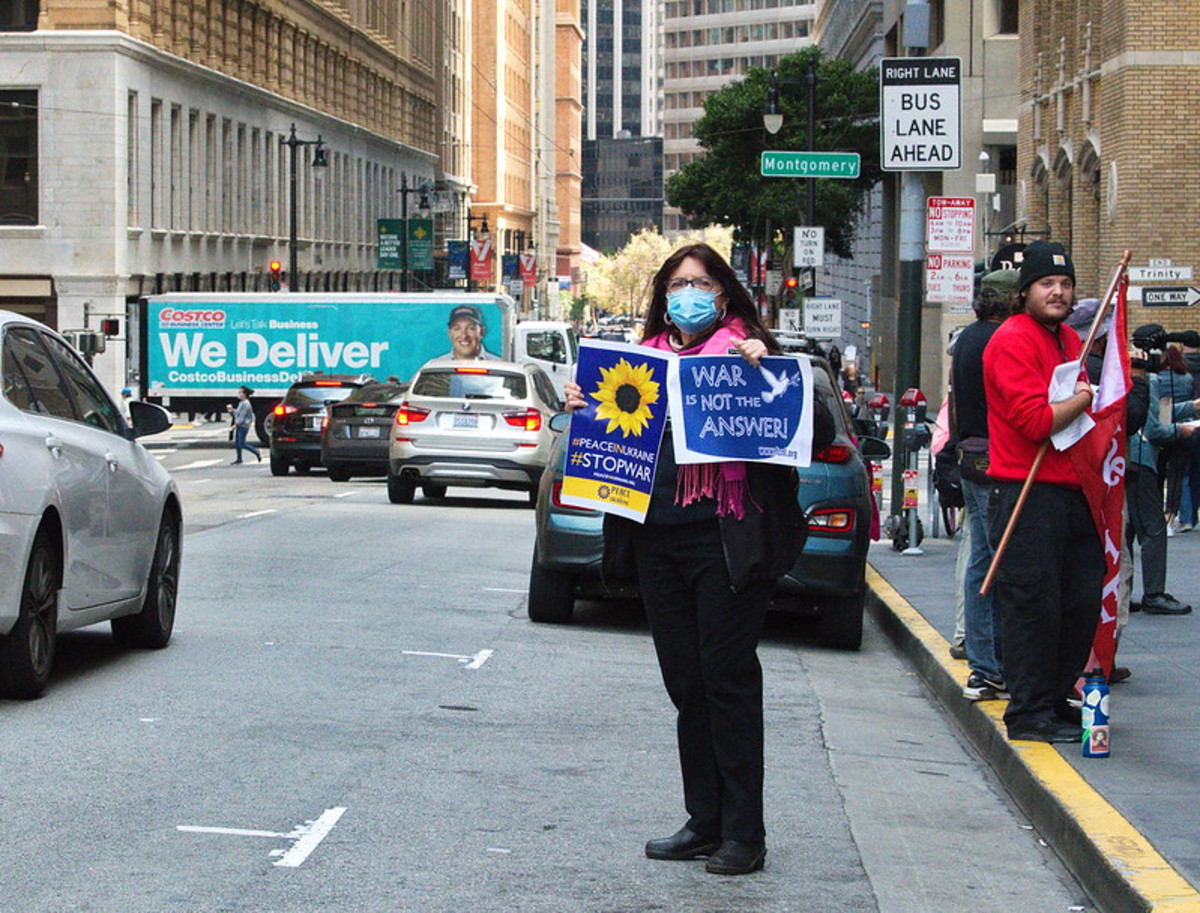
880 57 961 171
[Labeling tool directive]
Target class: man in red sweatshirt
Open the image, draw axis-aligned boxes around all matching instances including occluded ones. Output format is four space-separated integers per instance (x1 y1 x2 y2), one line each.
983 240 1100 743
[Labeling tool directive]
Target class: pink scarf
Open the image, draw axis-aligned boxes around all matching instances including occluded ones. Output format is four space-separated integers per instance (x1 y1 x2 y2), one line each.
643 318 756 520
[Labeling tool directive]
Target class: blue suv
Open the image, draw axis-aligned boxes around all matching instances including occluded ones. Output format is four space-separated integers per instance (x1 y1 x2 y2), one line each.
527 355 890 649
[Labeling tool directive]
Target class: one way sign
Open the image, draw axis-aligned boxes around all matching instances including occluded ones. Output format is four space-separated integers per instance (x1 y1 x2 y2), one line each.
1142 286 1200 308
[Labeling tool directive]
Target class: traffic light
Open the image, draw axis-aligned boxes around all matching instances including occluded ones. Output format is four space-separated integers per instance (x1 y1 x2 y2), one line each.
268 260 283 291
782 275 800 304
100 318 120 337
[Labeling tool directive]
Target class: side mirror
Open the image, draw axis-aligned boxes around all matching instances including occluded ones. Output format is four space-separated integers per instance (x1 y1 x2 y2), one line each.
128 400 172 439
858 436 891 460
549 411 571 433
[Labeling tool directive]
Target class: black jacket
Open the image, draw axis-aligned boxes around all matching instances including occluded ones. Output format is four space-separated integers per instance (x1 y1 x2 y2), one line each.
603 398 836 592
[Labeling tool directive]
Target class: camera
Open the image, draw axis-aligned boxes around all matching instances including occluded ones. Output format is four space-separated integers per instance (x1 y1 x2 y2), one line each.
1131 323 1200 373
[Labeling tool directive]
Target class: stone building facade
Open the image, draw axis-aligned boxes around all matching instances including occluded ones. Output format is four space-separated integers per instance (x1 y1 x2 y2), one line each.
1018 0 1200 332
0 0 441 393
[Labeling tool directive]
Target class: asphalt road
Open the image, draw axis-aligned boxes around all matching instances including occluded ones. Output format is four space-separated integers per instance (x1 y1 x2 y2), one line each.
0 441 1093 912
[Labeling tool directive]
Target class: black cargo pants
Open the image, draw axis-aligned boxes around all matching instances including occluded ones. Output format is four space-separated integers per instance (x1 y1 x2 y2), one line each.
988 482 1104 732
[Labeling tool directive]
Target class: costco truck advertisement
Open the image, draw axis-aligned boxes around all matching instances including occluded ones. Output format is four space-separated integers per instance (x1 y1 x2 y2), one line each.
145 296 508 396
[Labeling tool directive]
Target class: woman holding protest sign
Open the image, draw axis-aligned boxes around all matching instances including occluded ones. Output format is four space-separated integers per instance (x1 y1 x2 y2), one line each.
564 243 834 876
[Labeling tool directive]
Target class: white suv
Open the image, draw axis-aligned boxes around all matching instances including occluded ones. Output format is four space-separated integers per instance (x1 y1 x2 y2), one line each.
387 360 561 506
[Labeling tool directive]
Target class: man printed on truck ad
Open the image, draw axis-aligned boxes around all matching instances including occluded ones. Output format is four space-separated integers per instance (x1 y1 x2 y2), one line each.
438 305 500 361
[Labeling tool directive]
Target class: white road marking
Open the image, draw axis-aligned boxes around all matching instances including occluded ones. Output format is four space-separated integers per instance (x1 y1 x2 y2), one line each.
333 491 358 498
176 806 347 869
402 648 495 669
482 587 527 594
178 825 290 838
465 649 494 669
176 458 226 471
238 509 278 520
271 807 347 868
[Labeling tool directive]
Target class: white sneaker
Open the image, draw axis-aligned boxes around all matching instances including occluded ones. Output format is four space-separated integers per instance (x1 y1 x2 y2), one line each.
1179 523 1194 533
1167 524 1176 538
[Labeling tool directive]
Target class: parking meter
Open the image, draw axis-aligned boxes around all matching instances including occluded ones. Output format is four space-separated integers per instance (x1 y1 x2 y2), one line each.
895 388 928 555
867 392 891 423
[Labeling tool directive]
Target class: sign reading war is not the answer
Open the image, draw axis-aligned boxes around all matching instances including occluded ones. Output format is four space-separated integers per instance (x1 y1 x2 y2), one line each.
668 354 815 467
560 340 671 522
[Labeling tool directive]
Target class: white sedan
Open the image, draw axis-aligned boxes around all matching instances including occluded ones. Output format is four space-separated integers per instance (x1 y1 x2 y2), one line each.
0 311 181 698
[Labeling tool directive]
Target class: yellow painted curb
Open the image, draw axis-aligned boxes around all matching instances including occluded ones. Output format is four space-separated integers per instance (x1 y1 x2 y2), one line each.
866 565 1200 912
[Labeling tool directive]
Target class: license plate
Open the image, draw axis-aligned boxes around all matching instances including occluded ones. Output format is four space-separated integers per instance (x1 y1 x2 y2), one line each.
453 414 479 429
357 426 382 438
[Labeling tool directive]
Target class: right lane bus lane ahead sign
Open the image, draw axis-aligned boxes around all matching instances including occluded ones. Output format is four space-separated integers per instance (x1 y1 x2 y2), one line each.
880 57 962 172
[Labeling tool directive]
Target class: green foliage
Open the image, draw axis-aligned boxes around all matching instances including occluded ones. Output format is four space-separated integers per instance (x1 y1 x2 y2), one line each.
665 47 881 261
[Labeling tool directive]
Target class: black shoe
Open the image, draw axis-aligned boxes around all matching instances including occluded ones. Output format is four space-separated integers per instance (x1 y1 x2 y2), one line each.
949 641 967 661
1140 593 1192 615
255 451 262 463
1007 718 1082 744
963 671 1009 701
230 460 243 465
705 840 766 875
645 827 720 860
1110 666 1132 684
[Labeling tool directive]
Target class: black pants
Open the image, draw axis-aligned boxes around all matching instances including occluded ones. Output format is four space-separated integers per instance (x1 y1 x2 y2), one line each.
632 519 773 843
989 482 1103 732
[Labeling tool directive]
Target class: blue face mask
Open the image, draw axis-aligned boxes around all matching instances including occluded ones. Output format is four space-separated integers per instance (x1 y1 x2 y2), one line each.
666 287 720 334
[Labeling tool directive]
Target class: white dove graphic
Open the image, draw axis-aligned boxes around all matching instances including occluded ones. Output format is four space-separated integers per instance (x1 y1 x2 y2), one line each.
759 365 801 403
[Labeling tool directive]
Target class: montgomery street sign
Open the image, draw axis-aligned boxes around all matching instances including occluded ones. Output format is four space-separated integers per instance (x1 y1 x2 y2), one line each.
1142 286 1200 308
760 151 861 179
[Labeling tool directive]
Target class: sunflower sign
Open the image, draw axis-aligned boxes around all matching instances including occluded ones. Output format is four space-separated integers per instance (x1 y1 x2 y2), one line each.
560 340 671 522
667 354 815 466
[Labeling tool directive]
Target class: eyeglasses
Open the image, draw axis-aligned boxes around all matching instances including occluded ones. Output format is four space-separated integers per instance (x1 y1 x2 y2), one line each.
666 276 718 293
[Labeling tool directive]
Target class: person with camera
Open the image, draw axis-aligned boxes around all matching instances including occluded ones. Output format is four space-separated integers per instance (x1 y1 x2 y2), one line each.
1126 325 1200 615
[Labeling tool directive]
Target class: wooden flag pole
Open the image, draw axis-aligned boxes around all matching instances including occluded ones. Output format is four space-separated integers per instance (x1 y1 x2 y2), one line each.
979 250 1132 596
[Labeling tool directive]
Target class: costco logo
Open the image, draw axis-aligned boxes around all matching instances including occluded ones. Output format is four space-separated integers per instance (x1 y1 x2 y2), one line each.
159 307 227 328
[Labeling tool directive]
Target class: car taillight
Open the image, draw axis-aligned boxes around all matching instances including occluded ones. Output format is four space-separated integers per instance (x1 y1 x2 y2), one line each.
273 404 298 417
813 443 854 464
808 507 855 533
551 481 598 513
395 403 430 425
503 408 542 432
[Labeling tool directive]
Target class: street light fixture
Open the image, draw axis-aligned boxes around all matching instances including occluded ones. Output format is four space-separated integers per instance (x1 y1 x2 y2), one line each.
396 174 433 292
762 59 820 293
280 124 328 292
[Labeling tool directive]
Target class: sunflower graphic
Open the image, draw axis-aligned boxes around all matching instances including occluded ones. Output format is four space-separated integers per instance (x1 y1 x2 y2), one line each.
590 358 660 437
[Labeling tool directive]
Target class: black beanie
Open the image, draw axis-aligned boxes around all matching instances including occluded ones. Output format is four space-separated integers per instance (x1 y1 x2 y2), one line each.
1018 240 1075 292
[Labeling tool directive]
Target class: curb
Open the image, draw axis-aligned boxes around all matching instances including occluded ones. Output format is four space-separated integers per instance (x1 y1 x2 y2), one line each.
865 564 1200 913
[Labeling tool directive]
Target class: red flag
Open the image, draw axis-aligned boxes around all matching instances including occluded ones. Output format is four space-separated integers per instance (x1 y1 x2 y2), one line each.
1067 275 1131 677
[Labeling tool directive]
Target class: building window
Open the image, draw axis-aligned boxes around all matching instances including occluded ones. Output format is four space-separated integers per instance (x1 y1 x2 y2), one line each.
126 91 138 227
0 89 38 225
996 0 1018 33
0 1 37 31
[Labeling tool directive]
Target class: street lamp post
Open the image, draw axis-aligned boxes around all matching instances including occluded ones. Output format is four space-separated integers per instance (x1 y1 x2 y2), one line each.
396 175 433 292
763 58 820 294
280 124 328 292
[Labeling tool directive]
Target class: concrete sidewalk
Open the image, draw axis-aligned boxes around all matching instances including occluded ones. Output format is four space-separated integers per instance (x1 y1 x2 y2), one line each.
866 530 1200 913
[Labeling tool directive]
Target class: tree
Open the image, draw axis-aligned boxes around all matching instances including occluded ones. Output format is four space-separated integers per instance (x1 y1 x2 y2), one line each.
666 47 881 260
587 225 735 317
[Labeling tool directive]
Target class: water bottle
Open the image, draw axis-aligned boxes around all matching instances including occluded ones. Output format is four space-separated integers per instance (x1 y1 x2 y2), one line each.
1081 669 1110 758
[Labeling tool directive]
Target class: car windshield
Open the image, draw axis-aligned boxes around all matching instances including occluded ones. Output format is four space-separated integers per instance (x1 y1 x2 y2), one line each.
344 382 407 404
285 384 358 407
413 367 527 400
